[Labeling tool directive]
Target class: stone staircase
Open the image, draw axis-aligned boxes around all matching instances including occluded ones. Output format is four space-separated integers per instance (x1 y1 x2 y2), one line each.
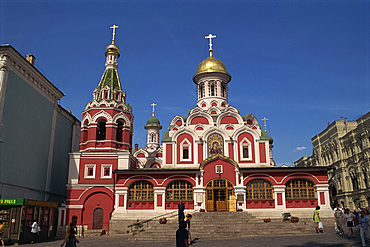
127 212 334 241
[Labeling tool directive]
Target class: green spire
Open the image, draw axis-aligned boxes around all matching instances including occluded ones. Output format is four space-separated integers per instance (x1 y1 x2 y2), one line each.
96 68 122 101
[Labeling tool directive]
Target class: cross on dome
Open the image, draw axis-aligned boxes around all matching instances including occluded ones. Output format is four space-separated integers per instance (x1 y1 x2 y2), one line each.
205 33 216 50
110 25 119 44
151 103 157 117
261 117 269 132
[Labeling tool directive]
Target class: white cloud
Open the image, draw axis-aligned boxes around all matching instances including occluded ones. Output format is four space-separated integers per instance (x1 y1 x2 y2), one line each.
294 146 307 152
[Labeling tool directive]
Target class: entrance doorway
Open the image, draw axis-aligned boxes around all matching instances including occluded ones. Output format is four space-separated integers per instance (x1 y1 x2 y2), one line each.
206 178 234 211
92 208 103 229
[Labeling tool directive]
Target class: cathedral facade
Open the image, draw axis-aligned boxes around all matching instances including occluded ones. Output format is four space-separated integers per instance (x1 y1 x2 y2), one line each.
66 28 331 231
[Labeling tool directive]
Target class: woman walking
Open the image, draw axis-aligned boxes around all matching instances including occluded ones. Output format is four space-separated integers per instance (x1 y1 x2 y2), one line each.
344 208 355 239
314 206 322 233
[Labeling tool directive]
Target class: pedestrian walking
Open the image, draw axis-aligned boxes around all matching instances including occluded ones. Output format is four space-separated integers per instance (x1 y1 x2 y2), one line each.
61 215 78 247
334 205 344 236
0 222 4 247
185 214 192 245
66 221 79 247
178 199 185 225
176 221 188 247
313 206 322 233
30 219 39 244
344 208 355 239
359 211 369 247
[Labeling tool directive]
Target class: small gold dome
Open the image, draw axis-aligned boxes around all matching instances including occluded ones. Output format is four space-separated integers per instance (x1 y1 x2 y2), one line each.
193 53 231 81
106 43 120 54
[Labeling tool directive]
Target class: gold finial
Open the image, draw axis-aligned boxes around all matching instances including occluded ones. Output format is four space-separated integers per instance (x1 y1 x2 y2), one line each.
151 103 157 117
110 25 119 44
205 33 216 57
261 117 269 132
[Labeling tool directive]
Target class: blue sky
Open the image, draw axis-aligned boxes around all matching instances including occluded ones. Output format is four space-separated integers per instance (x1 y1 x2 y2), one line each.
1 0 369 166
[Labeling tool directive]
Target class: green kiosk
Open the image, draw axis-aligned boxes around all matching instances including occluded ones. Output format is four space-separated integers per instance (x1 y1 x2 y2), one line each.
0 198 58 244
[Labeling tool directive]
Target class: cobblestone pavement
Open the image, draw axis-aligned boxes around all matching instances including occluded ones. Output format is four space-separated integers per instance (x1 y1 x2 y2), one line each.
17 227 369 247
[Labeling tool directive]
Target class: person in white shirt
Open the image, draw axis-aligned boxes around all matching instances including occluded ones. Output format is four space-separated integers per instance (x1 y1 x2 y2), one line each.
334 205 345 236
30 220 39 244
344 208 355 239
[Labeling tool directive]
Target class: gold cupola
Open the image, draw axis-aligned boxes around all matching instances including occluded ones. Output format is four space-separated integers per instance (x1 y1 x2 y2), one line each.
193 34 231 83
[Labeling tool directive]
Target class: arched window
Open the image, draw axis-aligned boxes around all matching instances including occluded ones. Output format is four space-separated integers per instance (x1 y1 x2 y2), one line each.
243 147 249 158
221 83 226 97
97 119 106 140
199 83 204 98
166 180 193 201
210 83 215 96
128 180 154 201
116 120 124 142
246 179 273 200
285 179 316 199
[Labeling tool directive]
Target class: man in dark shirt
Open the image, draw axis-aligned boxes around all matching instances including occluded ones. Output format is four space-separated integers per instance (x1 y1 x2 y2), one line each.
176 221 188 247
178 199 185 224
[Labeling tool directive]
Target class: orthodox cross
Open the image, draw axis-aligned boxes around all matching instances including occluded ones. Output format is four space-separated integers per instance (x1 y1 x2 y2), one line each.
261 117 269 132
110 25 119 43
151 103 157 117
205 33 216 51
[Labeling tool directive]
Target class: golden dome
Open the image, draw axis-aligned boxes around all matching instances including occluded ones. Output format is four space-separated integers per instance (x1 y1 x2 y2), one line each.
193 51 231 81
106 43 120 54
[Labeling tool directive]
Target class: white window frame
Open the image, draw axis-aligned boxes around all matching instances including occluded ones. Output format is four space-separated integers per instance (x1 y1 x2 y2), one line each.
101 164 112 179
240 137 252 161
84 164 96 179
180 138 192 162
216 165 223 174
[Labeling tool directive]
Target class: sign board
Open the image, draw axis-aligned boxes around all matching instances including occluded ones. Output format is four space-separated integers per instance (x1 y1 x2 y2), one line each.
0 199 24 206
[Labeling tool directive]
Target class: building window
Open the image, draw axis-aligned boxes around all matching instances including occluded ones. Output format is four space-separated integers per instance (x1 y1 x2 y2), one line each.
243 147 249 158
128 180 154 201
210 83 215 96
199 83 204 98
116 120 124 142
166 180 193 201
285 179 316 199
221 83 226 97
84 164 96 178
97 119 106 140
183 149 189 159
246 179 273 200
101 164 112 178
180 138 191 161
239 137 251 161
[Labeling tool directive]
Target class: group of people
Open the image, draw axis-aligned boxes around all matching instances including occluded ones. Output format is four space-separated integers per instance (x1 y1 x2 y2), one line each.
332 205 369 247
176 200 193 247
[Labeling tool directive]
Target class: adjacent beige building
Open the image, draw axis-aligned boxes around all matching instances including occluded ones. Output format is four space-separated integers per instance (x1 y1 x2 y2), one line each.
295 112 370 209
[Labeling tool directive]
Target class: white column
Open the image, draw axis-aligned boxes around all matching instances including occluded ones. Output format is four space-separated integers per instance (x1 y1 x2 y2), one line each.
273 185 286 209
114 187 128 212
194 187 206 211
234 186 246 210
316 184 331 208
154 187 166 211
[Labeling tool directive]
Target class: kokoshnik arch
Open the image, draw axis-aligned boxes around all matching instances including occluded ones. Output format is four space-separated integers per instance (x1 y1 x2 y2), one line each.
65 27 331 231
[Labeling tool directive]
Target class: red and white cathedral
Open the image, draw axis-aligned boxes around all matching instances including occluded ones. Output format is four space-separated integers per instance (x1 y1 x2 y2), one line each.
66 29 331 231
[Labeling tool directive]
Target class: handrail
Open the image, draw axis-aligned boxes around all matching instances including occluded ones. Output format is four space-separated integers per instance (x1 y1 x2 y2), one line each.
127 210 178 231
127 209 197 232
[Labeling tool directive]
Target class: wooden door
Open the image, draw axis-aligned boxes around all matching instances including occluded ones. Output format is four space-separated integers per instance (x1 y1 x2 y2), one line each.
205 179 234 212
93 208 103 229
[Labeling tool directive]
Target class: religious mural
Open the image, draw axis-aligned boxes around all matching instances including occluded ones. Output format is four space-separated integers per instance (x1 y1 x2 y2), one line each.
208 133 223 157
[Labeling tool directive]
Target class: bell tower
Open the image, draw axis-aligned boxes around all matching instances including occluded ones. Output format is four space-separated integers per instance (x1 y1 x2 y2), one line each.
80 25 134 152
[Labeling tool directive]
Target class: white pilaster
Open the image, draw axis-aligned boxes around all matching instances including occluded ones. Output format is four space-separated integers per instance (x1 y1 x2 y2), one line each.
273 185 286 209
154 187 166 211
